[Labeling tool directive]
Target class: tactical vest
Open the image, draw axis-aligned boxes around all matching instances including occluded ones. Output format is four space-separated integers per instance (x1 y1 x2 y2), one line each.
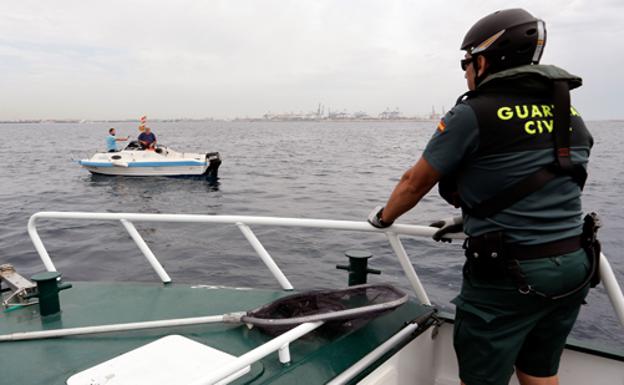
439 79 592 218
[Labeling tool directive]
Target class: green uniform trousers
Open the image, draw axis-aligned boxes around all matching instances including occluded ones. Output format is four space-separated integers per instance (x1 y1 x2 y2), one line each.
452 248 591 385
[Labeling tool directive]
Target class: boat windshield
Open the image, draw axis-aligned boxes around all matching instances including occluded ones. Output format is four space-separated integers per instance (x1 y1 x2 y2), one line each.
122 141 166 152
124 140 141 150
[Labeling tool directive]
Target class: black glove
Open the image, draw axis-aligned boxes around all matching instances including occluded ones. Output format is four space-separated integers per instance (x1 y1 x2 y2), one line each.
429 216 463 242
368 206 394 229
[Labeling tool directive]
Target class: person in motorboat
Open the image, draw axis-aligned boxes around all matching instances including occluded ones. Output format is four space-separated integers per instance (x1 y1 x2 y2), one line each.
368 8 598 385
138 126 157 150
106 128 129 152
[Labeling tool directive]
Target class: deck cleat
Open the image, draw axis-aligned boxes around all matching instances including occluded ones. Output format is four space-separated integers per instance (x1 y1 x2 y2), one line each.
336 249 382 286
30 271 72 316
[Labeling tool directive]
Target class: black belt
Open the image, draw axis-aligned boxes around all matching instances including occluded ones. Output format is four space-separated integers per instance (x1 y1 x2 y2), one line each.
505 235 582 261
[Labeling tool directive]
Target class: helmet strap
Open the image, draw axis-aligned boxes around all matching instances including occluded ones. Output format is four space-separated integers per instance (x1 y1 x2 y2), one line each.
472 55 488 87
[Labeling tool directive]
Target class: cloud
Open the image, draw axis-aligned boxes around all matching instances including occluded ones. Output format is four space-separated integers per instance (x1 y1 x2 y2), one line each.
0 0 621 119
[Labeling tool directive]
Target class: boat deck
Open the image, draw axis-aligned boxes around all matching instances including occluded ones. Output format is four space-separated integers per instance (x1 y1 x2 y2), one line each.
1 282 435 384
7 211 622 384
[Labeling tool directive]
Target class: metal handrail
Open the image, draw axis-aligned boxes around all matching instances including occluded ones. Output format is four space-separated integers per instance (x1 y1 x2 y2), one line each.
28 211 457 304
27 211 624 326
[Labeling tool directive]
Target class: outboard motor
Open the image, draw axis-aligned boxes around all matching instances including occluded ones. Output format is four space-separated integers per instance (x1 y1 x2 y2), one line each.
205 152 222 178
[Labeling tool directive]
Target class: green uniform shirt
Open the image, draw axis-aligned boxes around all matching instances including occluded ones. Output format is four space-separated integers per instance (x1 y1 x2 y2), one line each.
423 65 593 245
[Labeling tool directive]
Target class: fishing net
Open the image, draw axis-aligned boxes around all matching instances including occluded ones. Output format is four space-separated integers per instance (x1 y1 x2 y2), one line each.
241 283 407 335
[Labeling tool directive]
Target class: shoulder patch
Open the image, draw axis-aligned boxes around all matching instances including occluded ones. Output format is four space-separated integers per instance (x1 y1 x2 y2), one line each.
437 119 446 132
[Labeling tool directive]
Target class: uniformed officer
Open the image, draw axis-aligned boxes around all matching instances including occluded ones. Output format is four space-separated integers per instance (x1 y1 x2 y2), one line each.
368 9 595 385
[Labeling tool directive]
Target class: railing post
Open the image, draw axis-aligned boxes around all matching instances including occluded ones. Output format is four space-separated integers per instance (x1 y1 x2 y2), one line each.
236 223 294 290
278 343 291 364
27 215 57 272
385 232 431 305
194 321 323 385
120 219 171 283
600 253 624 327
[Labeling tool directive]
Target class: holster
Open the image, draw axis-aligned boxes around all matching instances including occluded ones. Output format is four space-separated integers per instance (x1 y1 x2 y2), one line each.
582 212 602 288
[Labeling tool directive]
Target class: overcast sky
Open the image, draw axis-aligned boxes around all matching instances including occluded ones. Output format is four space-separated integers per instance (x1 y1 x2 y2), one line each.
1 0 622 120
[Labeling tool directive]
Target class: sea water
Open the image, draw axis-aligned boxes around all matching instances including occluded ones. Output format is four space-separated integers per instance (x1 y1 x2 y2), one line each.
0 120 622 347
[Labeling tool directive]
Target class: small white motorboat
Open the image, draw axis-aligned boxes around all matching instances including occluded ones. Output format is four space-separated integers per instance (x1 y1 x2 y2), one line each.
79 141 221 177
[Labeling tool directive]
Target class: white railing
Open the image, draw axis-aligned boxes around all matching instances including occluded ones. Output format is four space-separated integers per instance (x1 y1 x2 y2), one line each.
28 211 463 305
22 211 624 384
27 211 624 326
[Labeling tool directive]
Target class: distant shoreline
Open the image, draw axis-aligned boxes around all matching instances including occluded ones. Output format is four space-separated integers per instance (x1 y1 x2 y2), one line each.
0 118 441 124
0 118 620 124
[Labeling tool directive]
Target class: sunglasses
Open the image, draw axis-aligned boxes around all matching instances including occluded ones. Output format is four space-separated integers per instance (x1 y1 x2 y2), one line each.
460 57 473 71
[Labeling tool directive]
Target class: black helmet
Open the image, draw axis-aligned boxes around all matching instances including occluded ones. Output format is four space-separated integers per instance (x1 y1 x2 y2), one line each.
461 8 546 70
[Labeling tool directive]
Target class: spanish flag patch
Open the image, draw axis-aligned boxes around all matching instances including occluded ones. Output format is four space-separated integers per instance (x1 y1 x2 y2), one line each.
437 119 446 132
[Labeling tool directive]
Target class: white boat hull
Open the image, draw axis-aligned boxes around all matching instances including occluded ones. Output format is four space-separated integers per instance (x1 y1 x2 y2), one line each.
357 322 624 385
79 145 220 177
81 164 210 177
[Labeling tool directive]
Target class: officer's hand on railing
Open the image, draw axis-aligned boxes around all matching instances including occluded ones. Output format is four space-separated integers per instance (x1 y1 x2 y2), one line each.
429 216 463 243
367 206 394 229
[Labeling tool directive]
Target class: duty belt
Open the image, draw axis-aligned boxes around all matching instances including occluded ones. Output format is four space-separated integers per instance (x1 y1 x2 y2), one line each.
463 213 601 300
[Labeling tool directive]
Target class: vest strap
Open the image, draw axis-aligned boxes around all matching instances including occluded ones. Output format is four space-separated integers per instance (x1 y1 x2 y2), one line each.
461 165 559 218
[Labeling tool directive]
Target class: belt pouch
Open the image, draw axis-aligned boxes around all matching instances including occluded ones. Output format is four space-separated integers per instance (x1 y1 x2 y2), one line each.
464 231 507 279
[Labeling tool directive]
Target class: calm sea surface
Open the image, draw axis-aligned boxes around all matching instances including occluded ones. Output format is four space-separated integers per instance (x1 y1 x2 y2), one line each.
0 120 622 347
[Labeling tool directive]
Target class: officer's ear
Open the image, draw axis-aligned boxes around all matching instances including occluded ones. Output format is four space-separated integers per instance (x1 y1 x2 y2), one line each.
476 55 489 77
